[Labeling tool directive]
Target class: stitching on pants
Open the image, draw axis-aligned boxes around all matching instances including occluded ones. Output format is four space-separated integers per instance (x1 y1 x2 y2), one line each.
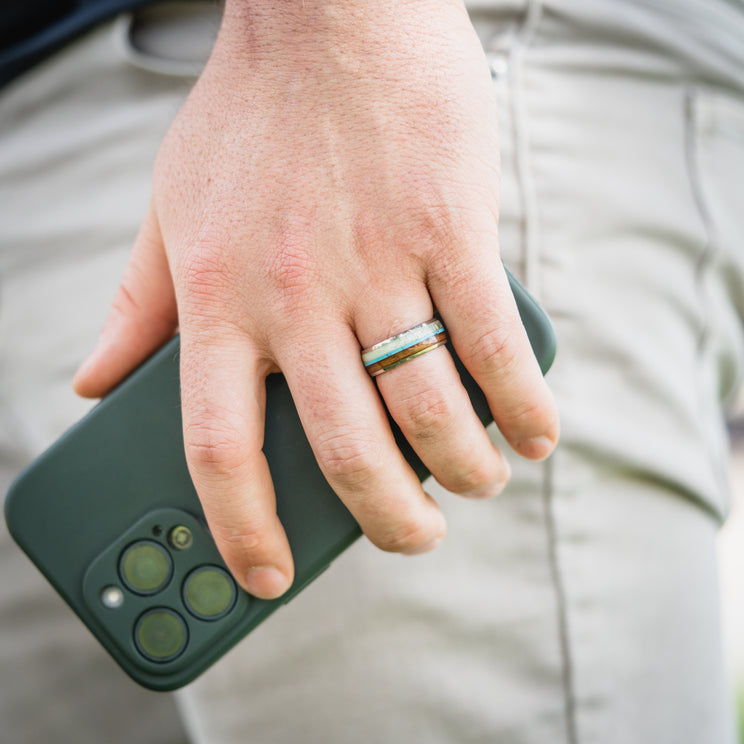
684 88 717 354
510 2 579 740
542 455 579 744
684 87 735 520
508 0 543 299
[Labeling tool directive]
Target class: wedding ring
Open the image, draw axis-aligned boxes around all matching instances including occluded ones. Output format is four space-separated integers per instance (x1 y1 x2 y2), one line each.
362 319 448 377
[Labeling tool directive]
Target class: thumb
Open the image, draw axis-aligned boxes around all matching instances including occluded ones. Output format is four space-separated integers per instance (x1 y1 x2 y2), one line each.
73 205 178 398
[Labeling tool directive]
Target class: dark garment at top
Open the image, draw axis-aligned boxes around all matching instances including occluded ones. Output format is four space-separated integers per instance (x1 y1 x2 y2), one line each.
0 0 155 88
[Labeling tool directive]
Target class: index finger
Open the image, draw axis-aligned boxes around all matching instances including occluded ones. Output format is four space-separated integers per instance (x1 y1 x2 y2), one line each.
179 326 295 600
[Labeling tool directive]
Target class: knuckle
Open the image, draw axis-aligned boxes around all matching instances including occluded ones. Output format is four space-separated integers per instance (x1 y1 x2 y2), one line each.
265 232 319 308
209 521 264 559
468 323 519 374
507 397 550 428
180 243 230 289
178 247 241 319
390 388 456 442
314 429 381 488
110 281 142 319
183 418 250 479
411 203 463 259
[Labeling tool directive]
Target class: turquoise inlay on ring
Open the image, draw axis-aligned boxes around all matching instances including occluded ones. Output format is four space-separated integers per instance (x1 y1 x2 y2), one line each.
361 319 448 376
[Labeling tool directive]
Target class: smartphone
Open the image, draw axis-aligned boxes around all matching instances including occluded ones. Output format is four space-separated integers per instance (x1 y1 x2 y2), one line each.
4 268 555 691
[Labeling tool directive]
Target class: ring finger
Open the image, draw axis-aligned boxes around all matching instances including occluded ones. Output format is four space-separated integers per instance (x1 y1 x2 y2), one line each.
356 299 511 499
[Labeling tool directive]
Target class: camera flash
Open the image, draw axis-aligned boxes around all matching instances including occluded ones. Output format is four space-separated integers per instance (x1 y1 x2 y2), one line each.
101 585 124 609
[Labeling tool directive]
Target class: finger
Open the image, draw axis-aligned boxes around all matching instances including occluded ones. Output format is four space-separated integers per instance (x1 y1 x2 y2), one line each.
73 204 178 398
274 322 447 556
357 303 512 499
179 326 294 599
377 349 512 498
429 253 559 460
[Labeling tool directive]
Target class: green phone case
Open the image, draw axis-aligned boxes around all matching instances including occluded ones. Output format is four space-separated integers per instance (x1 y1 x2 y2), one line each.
4 268 555 691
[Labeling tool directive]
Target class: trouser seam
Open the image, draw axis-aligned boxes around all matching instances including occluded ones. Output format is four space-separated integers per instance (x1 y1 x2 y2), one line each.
510 6 579 736
684 87 734 516
684 87 716 354
543 455 579 744
508 0 543 299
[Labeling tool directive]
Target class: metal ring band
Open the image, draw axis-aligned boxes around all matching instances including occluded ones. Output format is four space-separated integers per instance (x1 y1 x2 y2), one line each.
362 319 448 377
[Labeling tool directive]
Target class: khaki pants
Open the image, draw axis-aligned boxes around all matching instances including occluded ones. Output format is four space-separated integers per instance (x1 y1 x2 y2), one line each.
2 1 743 742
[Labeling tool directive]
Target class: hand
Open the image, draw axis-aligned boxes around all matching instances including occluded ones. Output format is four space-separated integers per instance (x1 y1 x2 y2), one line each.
73 0 559 599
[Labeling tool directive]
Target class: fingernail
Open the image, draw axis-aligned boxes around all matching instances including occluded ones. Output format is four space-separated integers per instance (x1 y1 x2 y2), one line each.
403 533 445 556
244 567 291 599
518 435 556 460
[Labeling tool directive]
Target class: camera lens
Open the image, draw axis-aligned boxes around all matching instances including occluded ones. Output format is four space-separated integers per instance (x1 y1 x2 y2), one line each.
183 566 237 620
119 540 172 595
134 608 187 662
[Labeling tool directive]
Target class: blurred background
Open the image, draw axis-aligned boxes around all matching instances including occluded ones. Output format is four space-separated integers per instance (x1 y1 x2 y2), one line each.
720 416 744 743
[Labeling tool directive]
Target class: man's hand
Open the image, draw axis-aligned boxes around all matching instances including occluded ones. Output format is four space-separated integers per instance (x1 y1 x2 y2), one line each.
73 0 559 599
